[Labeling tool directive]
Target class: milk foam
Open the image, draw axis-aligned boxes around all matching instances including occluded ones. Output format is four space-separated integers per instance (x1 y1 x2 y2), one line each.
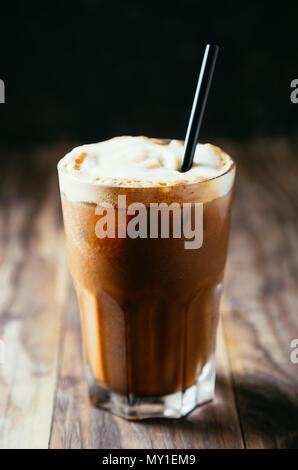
58 136 235 203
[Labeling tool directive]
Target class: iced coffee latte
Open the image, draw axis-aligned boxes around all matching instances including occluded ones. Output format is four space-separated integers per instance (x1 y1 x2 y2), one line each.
58 136 235 419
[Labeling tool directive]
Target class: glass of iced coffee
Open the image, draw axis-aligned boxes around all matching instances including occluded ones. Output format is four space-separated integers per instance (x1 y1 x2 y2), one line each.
58 136 235 419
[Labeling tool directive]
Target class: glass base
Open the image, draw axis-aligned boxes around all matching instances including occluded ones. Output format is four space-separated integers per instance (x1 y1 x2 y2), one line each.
87 357 216 420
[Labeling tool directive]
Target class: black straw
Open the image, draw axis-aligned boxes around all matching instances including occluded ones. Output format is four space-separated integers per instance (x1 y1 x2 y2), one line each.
180 44 219 172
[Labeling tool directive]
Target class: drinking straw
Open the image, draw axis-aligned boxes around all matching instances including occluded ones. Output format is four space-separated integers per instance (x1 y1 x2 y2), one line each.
180 44 219 172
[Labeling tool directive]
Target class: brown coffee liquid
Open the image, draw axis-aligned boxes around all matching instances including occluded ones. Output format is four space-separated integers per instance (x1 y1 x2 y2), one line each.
61 189 233 397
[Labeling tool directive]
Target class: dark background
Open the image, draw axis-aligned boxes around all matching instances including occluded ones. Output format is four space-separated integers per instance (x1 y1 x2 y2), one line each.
0 0 297 146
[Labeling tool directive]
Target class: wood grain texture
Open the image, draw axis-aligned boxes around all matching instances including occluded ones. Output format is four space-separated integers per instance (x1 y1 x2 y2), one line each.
222 139 298 449
1 139 298 449
0 144 69 448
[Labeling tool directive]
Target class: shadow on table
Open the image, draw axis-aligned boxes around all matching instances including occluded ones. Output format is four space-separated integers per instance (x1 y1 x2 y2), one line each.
143 373 298 449
225 373 298 449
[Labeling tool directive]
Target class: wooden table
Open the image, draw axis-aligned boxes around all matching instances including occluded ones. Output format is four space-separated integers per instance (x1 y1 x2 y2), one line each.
0 139 297 449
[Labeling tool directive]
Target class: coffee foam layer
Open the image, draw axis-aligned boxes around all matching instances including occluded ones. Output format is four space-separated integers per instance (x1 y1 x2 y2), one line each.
58 136 235 203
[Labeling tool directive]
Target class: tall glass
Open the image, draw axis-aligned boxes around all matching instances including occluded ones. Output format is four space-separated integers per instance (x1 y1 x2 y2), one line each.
58 154 235 419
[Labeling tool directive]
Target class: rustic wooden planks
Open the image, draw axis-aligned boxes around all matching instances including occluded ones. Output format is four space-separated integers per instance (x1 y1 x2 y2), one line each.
222 139 298 449
1 139 298 449
0 144 69 448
